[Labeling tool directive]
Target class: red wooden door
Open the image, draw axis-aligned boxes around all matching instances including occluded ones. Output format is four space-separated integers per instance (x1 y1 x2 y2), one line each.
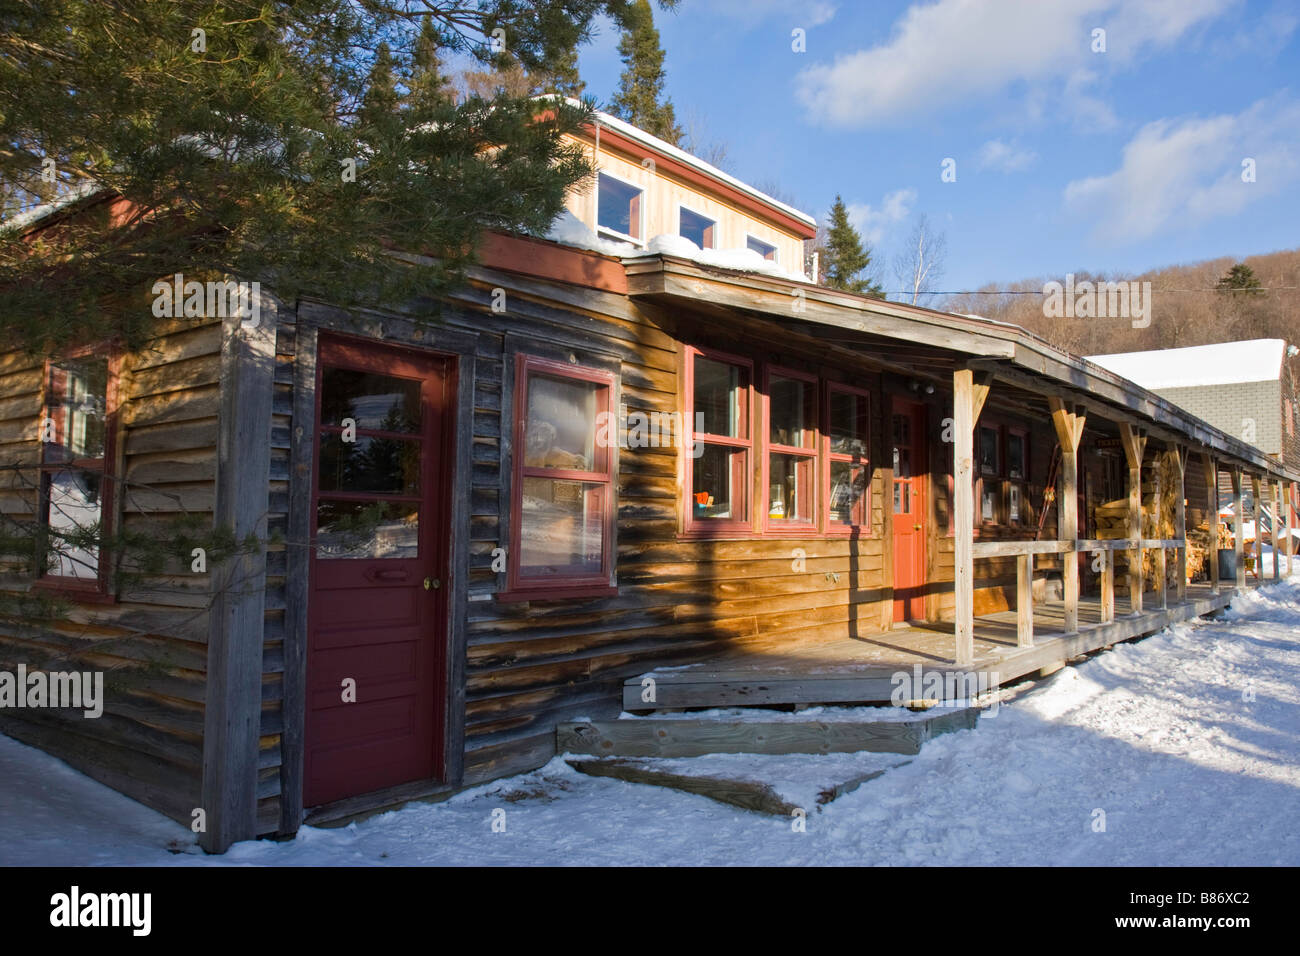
892 399 927 622
304 335 451 807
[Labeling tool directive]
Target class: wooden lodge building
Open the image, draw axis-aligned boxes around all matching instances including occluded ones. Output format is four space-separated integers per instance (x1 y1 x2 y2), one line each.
2 110 1298 853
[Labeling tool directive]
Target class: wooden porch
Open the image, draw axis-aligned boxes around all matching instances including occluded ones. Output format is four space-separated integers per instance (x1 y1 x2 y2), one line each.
624 581 1243 710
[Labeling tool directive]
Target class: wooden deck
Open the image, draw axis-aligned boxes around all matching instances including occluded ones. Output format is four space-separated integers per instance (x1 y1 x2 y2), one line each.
623 582 1246 710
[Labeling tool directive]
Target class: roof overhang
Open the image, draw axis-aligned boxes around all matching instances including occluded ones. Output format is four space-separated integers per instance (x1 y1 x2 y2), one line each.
625 254 1300 483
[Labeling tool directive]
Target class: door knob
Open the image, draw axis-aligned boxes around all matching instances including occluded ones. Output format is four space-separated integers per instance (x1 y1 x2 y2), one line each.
913 523 921 530
424 577 440 590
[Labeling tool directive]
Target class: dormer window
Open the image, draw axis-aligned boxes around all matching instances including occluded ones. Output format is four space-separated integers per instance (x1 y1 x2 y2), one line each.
746 235 778 262
678 206 716 249
596 172 643 245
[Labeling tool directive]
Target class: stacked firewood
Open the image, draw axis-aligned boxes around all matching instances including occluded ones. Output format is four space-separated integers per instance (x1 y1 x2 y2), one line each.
1091 455 1206 590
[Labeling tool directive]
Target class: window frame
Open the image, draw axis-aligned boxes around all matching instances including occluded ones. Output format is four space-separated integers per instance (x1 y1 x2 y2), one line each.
1004 425 1029 526
594 169 646 248
824 382 871 535
34 345 122 602
762 366 820 535
677 202 718 250
503 354 618 600
745 233 779 263
682 345 756 538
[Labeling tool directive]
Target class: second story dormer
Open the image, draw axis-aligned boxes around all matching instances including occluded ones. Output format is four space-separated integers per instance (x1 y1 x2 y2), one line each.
560 108 817 277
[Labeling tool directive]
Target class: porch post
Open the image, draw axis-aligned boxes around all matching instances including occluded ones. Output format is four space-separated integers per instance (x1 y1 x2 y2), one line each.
1154 455 1166 610
1174 446 1188 603
1120 424 1147 615
1100 549 1115 623
1048 398 1085 633
1251 475 1263 584
1279 481 1289 580
1232 469 1245 590
1272 479 1282 580
952 369 990 667
1016 552 1033 647
1204 454 1220 593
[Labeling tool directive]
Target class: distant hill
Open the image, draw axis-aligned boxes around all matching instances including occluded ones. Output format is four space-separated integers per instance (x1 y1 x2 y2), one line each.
942 247 1300 356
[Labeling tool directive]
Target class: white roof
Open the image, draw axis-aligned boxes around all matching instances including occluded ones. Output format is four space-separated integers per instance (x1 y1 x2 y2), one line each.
1087 339 1287 390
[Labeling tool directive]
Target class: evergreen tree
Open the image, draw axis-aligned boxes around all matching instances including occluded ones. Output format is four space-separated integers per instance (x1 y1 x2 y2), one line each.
609 0 681 144
0 0 679 355
540 44 586 99
819 195 883 297
406 19 453 112
1216 263 1263 295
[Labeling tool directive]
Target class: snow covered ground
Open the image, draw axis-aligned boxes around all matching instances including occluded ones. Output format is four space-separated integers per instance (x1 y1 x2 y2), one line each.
3 579 1300 866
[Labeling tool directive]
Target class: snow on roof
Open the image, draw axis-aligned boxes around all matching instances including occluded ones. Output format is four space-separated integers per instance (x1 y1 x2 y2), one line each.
0 180 104 236
1087 339 1287 390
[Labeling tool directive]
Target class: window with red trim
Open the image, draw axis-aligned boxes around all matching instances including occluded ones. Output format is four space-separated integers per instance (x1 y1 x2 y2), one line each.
764 368 818 531
507 355 616 597
685 348 753 533
1005 427 1029 525
826 384 870 532
37 351 119 594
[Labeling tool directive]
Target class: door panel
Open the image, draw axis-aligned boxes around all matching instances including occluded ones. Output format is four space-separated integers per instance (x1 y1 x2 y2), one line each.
892 399 927 622
304 335 451 808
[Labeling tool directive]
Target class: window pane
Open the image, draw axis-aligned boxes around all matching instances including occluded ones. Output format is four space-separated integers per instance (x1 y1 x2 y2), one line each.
979 427 999 474
42 469 101 578
1009 483 1022 523
694 356 747 438
679 207 716 248
747 236 777 261
830 461 867 526
316 499 419 559
318 432 420 495
320 368 421 432
1007 433 1025 479
769 453 814 523
524 374 600 471
693 443 746 520
892 412 910 448
597 173 642 239
894 480 910 515
830 390 867 457
519 477 604 575
769 376 815 448
893 445 911 479
44 358 108 462
981 486 997 521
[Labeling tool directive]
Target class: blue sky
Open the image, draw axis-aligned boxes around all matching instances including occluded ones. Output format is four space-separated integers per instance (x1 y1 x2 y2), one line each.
576 0 1300 295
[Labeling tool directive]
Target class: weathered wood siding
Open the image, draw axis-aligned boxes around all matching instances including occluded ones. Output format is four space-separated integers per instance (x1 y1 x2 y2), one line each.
0 316 224 828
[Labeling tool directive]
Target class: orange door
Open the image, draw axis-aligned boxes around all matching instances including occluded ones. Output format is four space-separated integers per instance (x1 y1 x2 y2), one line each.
892 399 927 622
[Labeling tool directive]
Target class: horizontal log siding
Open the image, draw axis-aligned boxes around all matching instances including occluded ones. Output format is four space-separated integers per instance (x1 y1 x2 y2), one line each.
0 318 224 828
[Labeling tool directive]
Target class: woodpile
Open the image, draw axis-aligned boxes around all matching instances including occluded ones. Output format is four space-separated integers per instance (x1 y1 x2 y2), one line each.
1091 454 1207 591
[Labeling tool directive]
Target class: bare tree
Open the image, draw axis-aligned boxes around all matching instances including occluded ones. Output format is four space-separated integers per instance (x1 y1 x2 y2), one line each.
891 214 947 305
678 107 732 172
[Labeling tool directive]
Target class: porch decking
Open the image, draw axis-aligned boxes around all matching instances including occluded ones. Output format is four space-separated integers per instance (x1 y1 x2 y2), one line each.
623 582 1241 710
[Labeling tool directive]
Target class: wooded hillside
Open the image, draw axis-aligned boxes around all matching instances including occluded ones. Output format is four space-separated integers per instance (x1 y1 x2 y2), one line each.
943 248 1300 355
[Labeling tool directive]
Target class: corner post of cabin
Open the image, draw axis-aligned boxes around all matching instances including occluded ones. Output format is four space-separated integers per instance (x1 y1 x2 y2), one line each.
1251 474 1263 585
952 368 990 667
1272 478 1282 580
1287 481 1295 577
1173 445 1188 603
1119 423 1146 616
1153 451 1166 610
1048 397 1084 633
1204 454 1220 593
1232 468 1245 590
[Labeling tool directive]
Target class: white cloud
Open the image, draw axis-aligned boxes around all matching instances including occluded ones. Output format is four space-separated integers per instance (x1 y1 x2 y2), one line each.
794 0 1234 127
1063 95 1300 242
977 139 1038 172
845 188 916 245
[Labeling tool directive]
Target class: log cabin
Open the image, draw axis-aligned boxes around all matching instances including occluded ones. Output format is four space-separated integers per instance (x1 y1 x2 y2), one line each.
2 110 1298 853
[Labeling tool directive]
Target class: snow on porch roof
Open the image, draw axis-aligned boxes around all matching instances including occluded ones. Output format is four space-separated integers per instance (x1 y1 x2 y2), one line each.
1087 339 1288 390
